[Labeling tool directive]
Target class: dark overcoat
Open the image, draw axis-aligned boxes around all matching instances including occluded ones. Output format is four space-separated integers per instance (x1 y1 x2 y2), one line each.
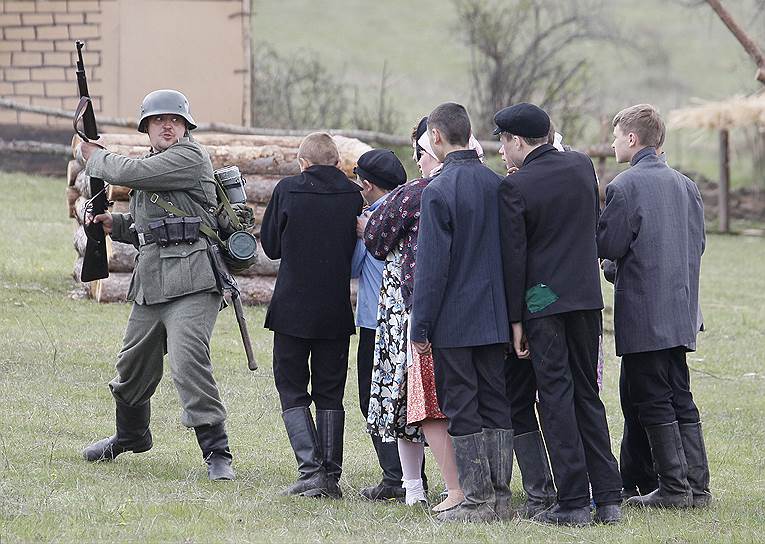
499 144 604 324
260 165 363 339
410 149 509 349
597 147 705 356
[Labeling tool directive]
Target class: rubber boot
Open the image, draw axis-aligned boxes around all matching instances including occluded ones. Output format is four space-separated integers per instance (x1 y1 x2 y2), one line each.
194 422 235 481
513 430 556 518
317 409 344 499
360 435 405 501
626 422 693 508
437 433 497 523
679 421 713 507
483 428 514 520
281 406 328 497
83 400 152 462
537 503 593 526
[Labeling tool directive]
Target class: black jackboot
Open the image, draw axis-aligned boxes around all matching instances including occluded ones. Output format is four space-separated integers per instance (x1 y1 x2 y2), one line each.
83 400 152 462
437 433 497 523
194 423 235 481
626 422 692 508
483 428 514 520
281 406 328 497
360 435 405 501
679 421 712 507
317 409 344 499
513 430 556 518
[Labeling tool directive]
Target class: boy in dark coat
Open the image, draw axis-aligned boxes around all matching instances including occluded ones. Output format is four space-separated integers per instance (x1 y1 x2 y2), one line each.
410 103 513 522
497 103 622 526
260 132 364 499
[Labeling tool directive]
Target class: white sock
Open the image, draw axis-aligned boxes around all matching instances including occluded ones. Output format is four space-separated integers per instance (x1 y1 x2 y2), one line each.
403 478 426 505
397 439 426 505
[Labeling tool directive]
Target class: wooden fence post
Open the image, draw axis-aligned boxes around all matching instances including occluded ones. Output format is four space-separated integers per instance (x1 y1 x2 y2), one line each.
719 128 730 233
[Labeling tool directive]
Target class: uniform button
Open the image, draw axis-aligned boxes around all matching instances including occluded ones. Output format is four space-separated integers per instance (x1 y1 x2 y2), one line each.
181 251 187 256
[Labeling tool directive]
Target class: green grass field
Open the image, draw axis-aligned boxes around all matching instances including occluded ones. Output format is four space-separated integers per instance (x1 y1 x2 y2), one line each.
1 172 764 543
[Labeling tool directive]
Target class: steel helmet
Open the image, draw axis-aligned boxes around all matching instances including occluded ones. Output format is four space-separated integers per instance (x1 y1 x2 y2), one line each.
137 89 197 133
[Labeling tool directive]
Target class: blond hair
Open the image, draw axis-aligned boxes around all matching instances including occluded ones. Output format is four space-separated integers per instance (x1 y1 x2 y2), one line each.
612 104 665 148
297 132 340 166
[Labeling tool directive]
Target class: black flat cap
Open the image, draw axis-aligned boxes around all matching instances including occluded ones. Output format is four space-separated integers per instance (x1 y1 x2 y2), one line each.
492 103 550 137
354 149 407 190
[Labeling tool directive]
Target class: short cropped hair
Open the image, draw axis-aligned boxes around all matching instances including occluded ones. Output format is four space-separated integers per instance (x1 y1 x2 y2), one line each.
612 104 665 148
297 132 340 166
547 122 556 144
427 102 471 147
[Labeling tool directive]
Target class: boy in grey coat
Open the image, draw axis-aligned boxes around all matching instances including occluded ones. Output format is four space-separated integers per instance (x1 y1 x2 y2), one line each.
598 104 711 509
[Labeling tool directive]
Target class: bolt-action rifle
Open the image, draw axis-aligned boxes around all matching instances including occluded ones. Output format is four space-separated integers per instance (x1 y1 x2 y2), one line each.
73 40 109 282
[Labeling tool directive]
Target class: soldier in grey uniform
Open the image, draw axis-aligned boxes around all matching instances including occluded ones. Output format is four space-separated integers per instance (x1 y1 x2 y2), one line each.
80 90 235 480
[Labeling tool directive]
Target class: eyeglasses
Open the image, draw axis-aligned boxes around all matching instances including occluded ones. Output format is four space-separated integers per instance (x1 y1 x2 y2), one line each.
149 115 185 126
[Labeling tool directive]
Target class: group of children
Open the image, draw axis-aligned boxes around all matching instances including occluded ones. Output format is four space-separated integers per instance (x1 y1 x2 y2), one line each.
260 101 711 526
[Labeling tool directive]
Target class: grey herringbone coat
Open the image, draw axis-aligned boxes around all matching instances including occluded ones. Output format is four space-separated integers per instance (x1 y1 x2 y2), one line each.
597 147 705 356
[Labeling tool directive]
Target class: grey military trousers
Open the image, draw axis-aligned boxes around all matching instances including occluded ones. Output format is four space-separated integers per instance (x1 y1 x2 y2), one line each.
109 292 227 428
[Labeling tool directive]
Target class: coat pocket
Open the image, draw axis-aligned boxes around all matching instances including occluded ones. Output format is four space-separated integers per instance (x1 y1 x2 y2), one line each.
159 239 217 299
525 283 559 314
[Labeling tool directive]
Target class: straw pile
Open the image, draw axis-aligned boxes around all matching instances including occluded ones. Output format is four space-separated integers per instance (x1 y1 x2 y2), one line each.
668 93 765 131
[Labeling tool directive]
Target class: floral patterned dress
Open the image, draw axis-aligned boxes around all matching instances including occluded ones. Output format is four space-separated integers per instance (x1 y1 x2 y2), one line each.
366 243 424 443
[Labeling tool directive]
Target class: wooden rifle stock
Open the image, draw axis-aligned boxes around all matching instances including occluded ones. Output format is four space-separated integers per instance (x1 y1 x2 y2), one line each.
74 40 109 282
208 243 258 371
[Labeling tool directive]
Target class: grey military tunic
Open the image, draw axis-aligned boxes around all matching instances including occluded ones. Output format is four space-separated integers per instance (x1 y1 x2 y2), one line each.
85 136 227 428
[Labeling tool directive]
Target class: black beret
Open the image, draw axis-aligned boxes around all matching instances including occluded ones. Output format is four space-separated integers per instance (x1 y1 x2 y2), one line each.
492 103 550 138
354 149 407 190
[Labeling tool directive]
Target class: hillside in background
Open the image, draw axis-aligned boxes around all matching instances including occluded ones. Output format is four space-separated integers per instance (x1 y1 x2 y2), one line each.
252 0 765 186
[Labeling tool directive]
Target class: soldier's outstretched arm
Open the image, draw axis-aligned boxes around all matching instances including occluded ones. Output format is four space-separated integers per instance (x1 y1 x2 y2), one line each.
85 142 206 192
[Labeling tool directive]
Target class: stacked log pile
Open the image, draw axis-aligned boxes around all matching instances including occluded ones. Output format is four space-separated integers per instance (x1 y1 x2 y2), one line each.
68 133 370 304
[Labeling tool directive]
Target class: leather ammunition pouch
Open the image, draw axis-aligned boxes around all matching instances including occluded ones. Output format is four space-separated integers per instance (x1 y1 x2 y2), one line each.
148 216 202 247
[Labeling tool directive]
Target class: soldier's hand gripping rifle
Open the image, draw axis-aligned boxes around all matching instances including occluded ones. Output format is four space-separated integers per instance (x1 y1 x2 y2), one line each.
73 40 109 282
207 243 258 371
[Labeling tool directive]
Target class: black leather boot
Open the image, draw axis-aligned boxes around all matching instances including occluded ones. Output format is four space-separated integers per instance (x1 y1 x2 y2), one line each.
626 422 692 508
83 400 152 462
513 430 556 518
317 409 344 499
679 421 712 507
437 433 497 523
483 428 514 520
360 435 405 501
281 406 328 497
194 423 235 481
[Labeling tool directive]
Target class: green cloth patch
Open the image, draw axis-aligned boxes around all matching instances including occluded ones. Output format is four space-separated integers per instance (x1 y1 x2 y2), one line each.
525 283 559 313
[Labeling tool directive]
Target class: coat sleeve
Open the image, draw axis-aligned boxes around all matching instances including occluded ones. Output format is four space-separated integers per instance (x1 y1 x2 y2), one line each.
692 182 706 255
110 212 137 246
85 142 206 192
499 179 528 323
410 186 452 343
351 238 365 279
597 183 634 261
259 184 284 260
